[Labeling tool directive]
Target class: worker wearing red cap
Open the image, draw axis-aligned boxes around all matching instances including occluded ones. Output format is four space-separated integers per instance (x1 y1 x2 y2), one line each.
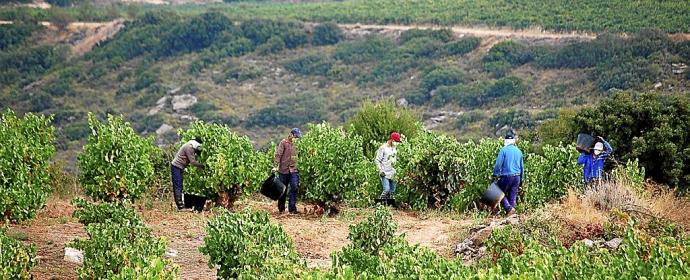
376 132 402 199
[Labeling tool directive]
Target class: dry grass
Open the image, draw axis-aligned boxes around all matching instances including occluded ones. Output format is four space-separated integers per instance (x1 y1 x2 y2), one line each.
643 184 690 229
581 179 643 213
556 190 608 229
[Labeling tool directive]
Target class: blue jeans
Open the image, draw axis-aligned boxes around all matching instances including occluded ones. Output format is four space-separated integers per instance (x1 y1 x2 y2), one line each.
498 175 521 212
379 176 397 199
278 172 299 213
171 165 184 208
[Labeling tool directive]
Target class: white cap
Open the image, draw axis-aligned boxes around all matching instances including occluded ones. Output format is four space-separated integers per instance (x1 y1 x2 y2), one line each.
593 142 604 151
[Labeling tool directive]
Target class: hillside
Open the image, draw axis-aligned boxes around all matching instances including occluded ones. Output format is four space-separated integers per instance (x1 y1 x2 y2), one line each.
1 2 689 168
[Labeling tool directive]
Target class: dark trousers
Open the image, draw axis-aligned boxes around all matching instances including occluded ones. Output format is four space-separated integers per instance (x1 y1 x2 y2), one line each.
171 165 184 208
278 172 299 213
498 175 521 212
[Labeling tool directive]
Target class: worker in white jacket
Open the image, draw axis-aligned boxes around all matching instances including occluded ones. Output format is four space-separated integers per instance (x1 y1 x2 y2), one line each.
376 132 402 199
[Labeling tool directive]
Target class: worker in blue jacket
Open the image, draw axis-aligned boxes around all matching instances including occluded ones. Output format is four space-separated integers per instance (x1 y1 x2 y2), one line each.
492 131 524 216
577 136 613 185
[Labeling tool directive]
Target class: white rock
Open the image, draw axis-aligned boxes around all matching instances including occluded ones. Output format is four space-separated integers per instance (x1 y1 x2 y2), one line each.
156 124 174 136
64 247 83 265
169 87 181 95
396 98 408 107
654 82 662 89
605 238 623 250
583 239 595 247
165 249 178 258
156 96 169 105
171 94 198 111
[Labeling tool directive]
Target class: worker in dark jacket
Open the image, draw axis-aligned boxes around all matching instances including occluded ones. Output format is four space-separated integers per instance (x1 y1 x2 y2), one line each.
577 136 613 185
171 138 204 210
273 128 301 214
492 131 524 216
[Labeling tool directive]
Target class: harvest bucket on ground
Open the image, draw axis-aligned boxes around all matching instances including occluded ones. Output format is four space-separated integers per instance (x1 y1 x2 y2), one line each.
183 193 206 211
260 173 287 201
480 181 504 208
576 133 596 153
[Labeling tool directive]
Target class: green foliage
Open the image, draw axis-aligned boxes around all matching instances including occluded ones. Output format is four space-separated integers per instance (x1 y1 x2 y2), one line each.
69 200 177 279
0 110 55 222
573 91 690 189
158 12 233 57
78 113 156 202
0 22 41 50
399 28 453 44
246 92 326 127
488 109 533 130
240 19 307 48
347 205 397 255
419 65 465 94
396 37 444 58
485 76 527 99
334 36 395 64
71 198 142 227
444 36 481 56
484 41 533 66
347 101 422 158
448 139 502 211
521 144 581 208
297 122 379 210
0 45 66 87
536 109 577 146
455 110 486 130
0 229 37 279
200 209 305 279
220 0 690 33
178 121 270 198
312 22 343 46
285 54 334 76
396 131 466 209
256 35 286 55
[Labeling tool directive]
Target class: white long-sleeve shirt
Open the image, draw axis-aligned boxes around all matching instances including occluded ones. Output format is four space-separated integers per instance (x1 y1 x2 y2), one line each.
375 143 397 179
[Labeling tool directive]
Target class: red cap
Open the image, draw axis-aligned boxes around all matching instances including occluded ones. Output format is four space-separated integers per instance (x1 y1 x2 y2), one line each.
390 132 401 142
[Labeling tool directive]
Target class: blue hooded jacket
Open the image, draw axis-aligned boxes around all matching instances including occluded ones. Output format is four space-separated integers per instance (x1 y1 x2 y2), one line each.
577 139 613 183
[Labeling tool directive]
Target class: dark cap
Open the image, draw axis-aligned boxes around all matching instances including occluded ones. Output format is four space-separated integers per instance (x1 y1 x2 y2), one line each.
504 131 515 140
291 128 302 138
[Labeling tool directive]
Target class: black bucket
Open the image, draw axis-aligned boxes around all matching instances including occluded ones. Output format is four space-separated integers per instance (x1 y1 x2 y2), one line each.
260 173 287 201
183 193 207 212
375 198 396 207
576 133 595 154
480 182 505 208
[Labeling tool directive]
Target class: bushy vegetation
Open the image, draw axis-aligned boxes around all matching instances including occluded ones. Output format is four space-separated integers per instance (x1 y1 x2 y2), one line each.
69 200 178 279
296 122 379 211
178 121 270 202
0 229 37 279
246 92 327 128
221 0 690 33
347 102 421 158
312 22 343 46
573 92 690 190
77 114 156 202
0 110 55 222
200 209 305 279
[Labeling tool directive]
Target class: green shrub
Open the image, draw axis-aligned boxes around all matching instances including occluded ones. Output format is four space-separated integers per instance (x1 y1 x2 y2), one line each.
419 66 465 93
485 76 527 99
256 35 286 55
178 121 270 200
396 131 466 209
483 40 534 66
488 109 534 130
200 209 305 279
347 101 422 158
240 19 305 46
78 113 156 202
455 111 486 129
369 54 419 82
522 143 581 208
594 57 662 91
334 36 395 64
444 36 481 56
285 54 334 76
312 22 343 46
157 12 233 57
0 229 37 279
399 28 453 44
0 22 41 51
297 122 379 211
397 37 444 58
0 110 55 221
573 91 690 189
446 139 501 211
71 198 142 227
70 216 176 279
347 205 397 255
246 92 326 127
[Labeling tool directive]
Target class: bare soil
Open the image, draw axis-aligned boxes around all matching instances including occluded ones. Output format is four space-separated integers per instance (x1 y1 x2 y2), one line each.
9 196 472 279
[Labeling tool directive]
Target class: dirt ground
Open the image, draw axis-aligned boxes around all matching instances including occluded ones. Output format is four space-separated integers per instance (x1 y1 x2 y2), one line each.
8 196 472 280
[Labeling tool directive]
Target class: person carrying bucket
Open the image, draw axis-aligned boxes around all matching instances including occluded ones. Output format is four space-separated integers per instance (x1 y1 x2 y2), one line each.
492 131 524 216
577 136 613 185
272 128 302 215
171 138 205 211
376 132 402 200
